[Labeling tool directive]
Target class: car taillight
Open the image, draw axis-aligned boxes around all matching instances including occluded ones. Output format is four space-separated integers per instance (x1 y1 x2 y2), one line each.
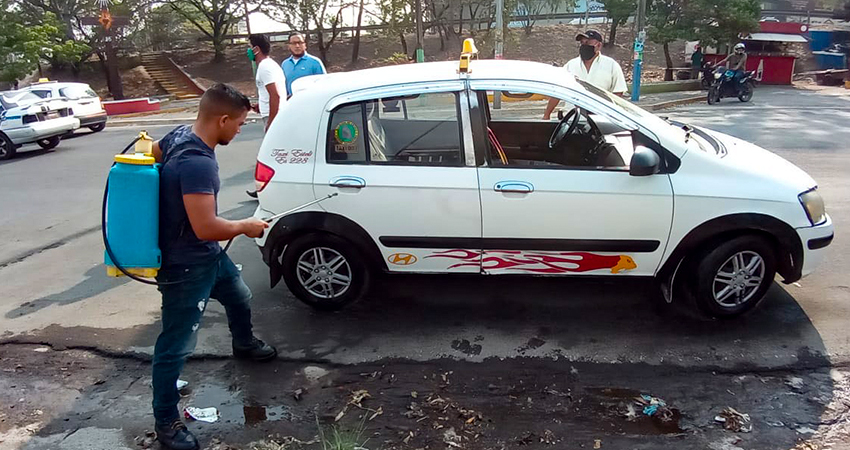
254 161 275 193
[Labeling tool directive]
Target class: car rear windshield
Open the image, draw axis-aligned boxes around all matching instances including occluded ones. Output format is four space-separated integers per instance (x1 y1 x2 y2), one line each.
59 85 97 99
0 91 43 109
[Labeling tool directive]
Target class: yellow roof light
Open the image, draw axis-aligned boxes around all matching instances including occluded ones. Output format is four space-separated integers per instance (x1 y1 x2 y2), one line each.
459 38 479 74
37 78 50 83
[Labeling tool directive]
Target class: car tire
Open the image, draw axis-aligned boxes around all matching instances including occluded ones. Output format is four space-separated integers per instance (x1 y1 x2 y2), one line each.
88 123 106 132
0 133 15 161
281 233 372 311
687 235 777 318
36 136 61 150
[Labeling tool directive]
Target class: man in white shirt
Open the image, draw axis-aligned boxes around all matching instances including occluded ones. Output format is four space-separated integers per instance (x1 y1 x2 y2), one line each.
249 34 285 132
247 34 285 198
543 29 628 120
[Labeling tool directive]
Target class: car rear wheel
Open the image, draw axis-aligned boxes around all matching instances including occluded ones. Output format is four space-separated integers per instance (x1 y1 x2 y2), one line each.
687 235 777 318
281 233 371 311
37 136 61 150
0 134 15 161
88 123 106 132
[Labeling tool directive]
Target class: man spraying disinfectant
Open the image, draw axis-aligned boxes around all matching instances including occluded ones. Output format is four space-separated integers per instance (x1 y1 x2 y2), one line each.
149 84 276 450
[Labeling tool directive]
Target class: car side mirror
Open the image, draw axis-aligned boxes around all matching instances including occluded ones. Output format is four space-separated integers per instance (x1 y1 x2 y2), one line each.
629 146 661 176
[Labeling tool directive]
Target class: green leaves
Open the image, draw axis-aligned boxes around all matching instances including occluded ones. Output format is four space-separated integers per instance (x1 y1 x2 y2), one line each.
647 0 761 47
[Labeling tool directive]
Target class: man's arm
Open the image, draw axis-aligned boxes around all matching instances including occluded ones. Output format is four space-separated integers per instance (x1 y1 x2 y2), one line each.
717 55 730 66
265 82 281 131
315 57 327 74
611 63 628 96
183 193 268 240
152 141 162 163
543 97 560 120
734 55 747 71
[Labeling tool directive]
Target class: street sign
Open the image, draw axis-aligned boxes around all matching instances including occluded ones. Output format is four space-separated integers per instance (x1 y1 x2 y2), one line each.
80 16 129 27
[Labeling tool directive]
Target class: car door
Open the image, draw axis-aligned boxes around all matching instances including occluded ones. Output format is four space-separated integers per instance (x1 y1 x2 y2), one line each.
465 80 673 277
312 82 483 273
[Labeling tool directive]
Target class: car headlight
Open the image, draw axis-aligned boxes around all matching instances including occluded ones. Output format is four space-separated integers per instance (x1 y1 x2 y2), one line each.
714 72 722 79
799 189 826 225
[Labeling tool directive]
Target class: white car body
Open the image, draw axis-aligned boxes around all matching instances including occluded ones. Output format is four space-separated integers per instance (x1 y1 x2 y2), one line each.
0 91 80 149
252 58 833 315
25 81 107 130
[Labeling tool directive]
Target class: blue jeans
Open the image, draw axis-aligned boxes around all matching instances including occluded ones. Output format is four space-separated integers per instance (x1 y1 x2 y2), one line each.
151 253 253 426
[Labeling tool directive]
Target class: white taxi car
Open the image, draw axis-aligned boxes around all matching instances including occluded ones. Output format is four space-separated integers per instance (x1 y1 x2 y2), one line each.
25 80 108 132
0 90 80 160
252 42 834 318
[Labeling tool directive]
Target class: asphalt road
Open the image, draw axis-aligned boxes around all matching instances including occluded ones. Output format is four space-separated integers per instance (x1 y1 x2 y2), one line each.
0 85 847 372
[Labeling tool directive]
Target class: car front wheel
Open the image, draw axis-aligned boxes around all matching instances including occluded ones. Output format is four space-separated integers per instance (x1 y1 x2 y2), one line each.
688 235 777 318
37 136 61 150
0 134 15 160
281 233 372 311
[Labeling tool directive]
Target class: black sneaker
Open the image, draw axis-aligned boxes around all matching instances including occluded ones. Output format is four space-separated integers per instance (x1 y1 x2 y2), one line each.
246 190 258 198
233 337 277 362
155 419 199 450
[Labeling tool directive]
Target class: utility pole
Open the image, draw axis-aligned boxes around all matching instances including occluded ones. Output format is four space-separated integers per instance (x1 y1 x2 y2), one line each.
243 0 252 34
631 0 647 102
494 0 504 109
415 0 424 63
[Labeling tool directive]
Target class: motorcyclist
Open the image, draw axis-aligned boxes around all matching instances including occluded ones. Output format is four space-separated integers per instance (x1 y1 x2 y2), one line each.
717 43 748 92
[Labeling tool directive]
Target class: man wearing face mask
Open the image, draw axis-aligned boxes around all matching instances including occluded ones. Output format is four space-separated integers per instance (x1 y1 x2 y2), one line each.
246 33 285 198
544 29 627 120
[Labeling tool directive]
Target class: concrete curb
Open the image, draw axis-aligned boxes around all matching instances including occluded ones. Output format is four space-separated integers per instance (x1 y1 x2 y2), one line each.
108 106 195 119
646 95 706 111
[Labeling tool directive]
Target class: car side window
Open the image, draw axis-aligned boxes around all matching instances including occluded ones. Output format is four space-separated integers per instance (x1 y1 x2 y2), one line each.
327 92 464 166
480 90 634 171
31 90 52 99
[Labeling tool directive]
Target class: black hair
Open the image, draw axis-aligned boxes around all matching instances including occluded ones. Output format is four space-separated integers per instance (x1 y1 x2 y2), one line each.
199 83 251 119
288 32 305 43
249 34 271 55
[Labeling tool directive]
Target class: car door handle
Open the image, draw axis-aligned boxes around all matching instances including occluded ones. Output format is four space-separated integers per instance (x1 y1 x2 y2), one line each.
329 176 366 189
494 181 534 194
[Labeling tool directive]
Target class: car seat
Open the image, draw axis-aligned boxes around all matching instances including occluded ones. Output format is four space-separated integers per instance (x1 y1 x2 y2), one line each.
366 103 388 162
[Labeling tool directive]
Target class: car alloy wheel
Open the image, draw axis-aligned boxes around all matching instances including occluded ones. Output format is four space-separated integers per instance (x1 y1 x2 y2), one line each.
295 247 352 299
712 250 766 308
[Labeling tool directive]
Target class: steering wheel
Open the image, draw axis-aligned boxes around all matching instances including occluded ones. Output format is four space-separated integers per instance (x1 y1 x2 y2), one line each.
548 107 581 149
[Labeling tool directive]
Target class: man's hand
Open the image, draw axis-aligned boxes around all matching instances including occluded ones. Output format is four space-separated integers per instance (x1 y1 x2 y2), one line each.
240 218 269 238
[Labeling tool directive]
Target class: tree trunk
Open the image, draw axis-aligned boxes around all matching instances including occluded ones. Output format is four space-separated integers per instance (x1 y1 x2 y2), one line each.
351 0 365 64
663 42 674 81
106 40 124 100
438 25 446 51
400 33 408 55
607 20 619 47
317 31 329 65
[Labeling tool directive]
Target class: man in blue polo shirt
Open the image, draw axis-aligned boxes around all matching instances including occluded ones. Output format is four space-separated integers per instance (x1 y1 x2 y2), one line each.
281 32 326 98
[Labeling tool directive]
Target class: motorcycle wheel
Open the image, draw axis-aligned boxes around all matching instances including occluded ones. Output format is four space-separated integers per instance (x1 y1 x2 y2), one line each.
707 87 720 105
701 77 711 90
738 82 754 102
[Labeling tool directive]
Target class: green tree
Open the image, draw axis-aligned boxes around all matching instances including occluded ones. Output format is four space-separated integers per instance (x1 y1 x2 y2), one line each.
601 0 636 46
517 0 558 35
372 0 414 54
693 0 760 50
647 0 693 80
0 5 89 83
266 0 355 64
166 0 255 63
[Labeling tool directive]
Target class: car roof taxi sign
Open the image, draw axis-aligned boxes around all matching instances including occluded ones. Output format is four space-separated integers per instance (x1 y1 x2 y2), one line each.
458 38 478 74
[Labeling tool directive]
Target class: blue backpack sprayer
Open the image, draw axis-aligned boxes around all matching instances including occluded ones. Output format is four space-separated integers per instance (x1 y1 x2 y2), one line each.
102 131 336 285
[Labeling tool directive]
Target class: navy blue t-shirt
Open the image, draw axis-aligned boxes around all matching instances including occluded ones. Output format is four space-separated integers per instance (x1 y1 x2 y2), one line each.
158 125 221 267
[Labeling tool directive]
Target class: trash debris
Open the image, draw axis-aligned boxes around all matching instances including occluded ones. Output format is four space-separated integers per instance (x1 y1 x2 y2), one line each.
714 407 752 432
293 388 303 401
540 429 557 445
176 379 189 390
594 439 602 449
235 264 243 272
411 391 418 399
402 431 414 444
624 403 638 421
33 347 49 353
443 427 462 448
404 402 426 419
349 390 370 407
766 420 785 428
133 430 156 448
184 406 219 423
796 426 816 434
634 394 674 421
369 406 383 421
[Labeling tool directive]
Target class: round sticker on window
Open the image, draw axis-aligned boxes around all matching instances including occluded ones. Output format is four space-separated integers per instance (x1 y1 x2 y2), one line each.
334 121 359 144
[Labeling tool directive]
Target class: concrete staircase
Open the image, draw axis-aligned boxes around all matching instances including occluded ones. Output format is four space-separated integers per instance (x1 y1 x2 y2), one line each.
141 53 202 100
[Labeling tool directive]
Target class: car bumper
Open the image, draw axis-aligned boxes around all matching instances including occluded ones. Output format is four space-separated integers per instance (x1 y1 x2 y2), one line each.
796 214 834 278
77 111 108 127
6 118 81 145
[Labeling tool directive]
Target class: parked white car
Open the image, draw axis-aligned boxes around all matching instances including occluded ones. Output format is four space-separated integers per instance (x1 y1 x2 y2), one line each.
25 80 107 132
0 90 80 160
251 46 833 318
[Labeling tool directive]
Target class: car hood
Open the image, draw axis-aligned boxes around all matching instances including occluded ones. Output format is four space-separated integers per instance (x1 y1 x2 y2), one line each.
702 127 817 193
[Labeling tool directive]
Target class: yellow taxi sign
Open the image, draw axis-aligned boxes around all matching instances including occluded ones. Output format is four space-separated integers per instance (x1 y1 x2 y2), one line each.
37 78 50 83
458 38 479 74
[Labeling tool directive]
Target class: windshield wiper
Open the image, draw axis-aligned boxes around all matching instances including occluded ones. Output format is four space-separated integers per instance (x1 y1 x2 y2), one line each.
680 123 693 143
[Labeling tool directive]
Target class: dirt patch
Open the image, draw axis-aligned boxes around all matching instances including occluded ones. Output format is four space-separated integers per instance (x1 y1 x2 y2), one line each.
1 344 849 450
46 60 167 100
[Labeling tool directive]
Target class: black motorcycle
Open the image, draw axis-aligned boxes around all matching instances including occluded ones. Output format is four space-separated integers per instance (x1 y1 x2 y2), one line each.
707 66 755 104
700 62 715 90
